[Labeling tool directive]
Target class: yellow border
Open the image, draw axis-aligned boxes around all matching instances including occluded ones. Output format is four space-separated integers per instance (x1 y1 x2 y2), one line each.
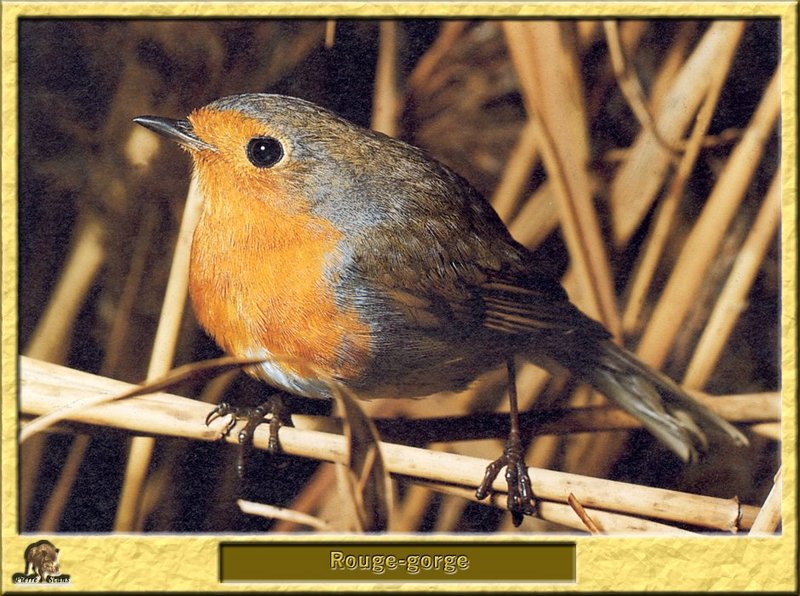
0 1 795 18
2 2 796 593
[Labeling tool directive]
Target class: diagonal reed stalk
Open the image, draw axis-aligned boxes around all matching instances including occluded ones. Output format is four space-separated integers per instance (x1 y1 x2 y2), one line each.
37 210 157 531
636 67 780 370
22 20 779 536
371 21 400 137
503 21 620 337
622 24 742 334
748 467 782 535
569 22 752 479
21 218 105 528
113 175 204 531
609 21 748 246
682 173 781 389
21 356 761 533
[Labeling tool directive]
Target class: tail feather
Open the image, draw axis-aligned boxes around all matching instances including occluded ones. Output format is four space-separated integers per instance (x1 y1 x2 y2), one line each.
562 340 749 462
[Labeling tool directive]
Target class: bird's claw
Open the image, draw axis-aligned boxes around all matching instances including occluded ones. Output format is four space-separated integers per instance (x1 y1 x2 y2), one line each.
205 402 237 436
475 436 536 527
204 395 292 480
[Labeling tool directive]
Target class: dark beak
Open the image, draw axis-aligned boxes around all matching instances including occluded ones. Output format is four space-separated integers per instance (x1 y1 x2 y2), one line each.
133 116 216 152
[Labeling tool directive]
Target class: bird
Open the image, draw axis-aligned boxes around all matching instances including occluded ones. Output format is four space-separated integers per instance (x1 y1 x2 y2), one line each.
134 93 748 526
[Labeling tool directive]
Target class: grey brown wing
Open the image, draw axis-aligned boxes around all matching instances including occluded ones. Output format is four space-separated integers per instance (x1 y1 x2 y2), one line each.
478 270 611 342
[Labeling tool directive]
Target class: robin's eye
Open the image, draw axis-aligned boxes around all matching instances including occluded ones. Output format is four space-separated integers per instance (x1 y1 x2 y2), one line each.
246 136 283 168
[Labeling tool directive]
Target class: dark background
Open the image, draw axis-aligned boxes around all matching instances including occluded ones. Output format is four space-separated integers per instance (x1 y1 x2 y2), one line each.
18 19 781 533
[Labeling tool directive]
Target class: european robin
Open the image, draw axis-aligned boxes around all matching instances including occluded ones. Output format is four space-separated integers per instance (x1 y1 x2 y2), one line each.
134 94 748 526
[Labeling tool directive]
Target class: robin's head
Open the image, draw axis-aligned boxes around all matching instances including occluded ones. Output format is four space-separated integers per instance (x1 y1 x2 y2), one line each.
135 94 412 214
134 93 482 235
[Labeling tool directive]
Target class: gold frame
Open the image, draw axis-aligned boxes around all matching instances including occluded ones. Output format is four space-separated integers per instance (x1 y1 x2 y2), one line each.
2 2 795 592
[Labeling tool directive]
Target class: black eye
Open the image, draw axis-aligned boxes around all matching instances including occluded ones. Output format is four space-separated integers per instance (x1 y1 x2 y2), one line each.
246 136 283 168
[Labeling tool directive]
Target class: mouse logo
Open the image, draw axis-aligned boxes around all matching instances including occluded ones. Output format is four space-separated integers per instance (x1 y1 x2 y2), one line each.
11 540 71 584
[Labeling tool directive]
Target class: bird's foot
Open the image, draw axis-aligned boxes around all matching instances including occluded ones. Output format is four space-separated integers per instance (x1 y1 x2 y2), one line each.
205 393 292 479
475 433 536 527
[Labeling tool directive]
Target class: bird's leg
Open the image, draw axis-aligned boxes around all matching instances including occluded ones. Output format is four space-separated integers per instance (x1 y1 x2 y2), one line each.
475 357 536 526
205 392 293 479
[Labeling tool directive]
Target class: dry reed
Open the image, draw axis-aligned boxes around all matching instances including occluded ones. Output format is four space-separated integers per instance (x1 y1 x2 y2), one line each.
17 19 781 535
21 356 760 532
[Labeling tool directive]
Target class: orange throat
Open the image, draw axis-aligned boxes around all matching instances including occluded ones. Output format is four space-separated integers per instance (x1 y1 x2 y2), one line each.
188 158 370 396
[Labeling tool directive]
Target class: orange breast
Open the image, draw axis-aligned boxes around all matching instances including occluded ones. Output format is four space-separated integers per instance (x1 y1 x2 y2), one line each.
188 154 371 391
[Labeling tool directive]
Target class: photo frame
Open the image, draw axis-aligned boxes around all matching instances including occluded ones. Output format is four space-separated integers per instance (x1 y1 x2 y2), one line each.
2 1 795 592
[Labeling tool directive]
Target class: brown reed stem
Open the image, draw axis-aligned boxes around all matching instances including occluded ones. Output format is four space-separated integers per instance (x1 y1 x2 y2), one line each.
114 174 204 532
636 67 779 370
21 217 105 527
751 423 780 441
622 27 738 334
272 464 338 532
749 468 782 535
507 182 560 250
604 20 678 155
407 21 467 93
610 21 746 246
21 357 759 532
324 20 336 48
103 208 158 376
239 499 332 531
568 492 601 534
415 481 695 534
36 435 90 531
503 21 620 337
371 21 400 137
683 172 781 389
490 118 539 223
38 207 161 531
24 218 105 362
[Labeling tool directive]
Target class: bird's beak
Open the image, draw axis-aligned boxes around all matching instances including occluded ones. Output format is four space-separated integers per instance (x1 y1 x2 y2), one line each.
133 116 216 152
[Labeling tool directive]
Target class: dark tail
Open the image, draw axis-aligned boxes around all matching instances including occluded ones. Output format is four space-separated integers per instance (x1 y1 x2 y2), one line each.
556 339 749 462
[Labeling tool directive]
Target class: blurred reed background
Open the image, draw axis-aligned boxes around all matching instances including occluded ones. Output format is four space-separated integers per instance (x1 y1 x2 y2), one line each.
18 19 781 534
